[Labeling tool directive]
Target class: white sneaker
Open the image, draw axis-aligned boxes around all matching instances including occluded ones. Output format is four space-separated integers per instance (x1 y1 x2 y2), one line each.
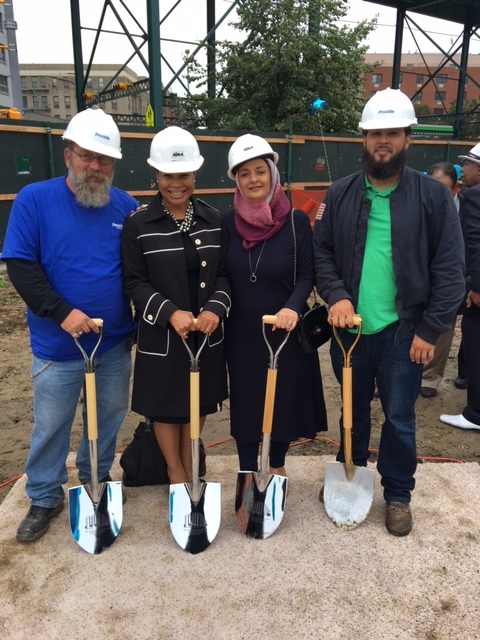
439 414 480 431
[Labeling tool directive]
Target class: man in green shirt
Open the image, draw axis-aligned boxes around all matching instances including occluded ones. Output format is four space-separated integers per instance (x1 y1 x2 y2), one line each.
314 88 465 536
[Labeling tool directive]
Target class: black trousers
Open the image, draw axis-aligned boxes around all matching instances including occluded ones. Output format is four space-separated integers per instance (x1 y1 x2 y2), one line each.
461 312 480 425
235 440 290 471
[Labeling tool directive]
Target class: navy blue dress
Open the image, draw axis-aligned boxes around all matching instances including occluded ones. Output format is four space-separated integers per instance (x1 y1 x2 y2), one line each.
224 208 328 444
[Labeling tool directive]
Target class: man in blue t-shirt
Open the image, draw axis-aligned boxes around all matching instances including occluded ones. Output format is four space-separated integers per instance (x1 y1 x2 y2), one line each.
2 108 138 543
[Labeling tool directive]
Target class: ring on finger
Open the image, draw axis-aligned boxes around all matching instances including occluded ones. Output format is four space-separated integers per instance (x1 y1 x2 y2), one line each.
72 332 79 338
286 321 292 327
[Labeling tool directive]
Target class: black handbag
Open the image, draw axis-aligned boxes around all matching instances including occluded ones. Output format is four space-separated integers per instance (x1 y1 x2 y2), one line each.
296 299 331 354
290 209 331 354
120 419 206 486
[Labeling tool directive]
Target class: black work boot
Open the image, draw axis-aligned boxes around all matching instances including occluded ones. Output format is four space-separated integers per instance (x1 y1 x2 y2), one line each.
16 493 65 543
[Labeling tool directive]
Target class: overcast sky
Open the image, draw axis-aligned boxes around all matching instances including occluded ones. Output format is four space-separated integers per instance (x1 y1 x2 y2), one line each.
11 0 480 93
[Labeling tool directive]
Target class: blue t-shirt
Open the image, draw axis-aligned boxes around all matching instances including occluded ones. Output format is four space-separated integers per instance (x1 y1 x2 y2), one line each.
2 176 138 360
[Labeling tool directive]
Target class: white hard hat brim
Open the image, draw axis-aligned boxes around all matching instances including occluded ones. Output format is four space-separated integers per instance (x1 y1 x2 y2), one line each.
147 156 204 173
358 119 418 132
63 133 122 159
227 151 279 180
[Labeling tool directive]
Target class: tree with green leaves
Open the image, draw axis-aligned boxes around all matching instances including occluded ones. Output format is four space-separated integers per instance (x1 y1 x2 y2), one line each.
179 0 376 134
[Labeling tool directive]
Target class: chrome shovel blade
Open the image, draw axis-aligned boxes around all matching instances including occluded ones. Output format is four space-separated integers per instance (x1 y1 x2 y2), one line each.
169 481 221 554
235 471 288 539
68 481 123 554
323 461 375 530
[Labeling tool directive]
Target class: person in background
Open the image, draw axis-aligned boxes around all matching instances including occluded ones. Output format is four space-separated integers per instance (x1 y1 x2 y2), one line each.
420 162 461 398
314 89 464 536
2 108 138 543
223 134 328 476
121 127 231 484
440 143 480 431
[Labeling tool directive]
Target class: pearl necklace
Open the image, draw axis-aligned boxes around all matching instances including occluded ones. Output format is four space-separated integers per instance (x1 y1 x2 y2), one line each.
162 201 194 233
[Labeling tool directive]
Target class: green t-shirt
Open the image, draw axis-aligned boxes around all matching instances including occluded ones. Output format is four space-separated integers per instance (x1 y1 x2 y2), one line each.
356 176 399 335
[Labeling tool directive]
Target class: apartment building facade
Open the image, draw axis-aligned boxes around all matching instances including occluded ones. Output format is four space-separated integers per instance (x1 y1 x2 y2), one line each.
0 0 14 110
19 63 149 123
363 53 480 115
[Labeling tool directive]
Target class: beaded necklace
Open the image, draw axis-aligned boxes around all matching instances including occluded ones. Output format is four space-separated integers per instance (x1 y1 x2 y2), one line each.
162 201 194 233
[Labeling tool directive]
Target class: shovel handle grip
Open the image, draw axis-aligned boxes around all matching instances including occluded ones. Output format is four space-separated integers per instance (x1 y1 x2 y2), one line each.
263 315 277 325
91 318 103 328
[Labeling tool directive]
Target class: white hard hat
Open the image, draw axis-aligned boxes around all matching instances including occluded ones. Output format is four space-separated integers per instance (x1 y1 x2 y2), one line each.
147 126 204 173
458 142 480 165
227 134 279 180
358 88 418 132
62 108 122 159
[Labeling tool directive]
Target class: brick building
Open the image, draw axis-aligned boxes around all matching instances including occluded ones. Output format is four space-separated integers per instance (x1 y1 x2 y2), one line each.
363 53 480 115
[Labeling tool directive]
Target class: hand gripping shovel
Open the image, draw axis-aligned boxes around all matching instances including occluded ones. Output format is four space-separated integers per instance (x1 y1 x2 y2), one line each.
169 332 221 554
68 319 123 554
323 316 375 530
235 315 289 539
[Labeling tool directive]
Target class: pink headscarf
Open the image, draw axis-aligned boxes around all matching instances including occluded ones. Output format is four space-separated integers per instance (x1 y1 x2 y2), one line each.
234 158 291 250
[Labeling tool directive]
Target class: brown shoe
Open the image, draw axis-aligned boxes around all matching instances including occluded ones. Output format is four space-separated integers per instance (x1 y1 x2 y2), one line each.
420 387 437 398
386 501 412 536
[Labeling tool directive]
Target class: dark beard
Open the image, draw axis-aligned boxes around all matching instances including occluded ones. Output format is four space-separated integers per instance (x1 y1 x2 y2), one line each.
361 147 407 181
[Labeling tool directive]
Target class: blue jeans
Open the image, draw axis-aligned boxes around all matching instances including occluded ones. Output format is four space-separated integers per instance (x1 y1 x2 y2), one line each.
330 323 422 503
26 339 131 508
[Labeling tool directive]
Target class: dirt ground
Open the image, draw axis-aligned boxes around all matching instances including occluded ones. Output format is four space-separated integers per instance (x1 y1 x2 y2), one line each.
1 269 478 505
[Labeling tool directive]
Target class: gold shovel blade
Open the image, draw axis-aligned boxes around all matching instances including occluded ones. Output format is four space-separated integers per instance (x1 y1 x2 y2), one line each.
323 461 375 530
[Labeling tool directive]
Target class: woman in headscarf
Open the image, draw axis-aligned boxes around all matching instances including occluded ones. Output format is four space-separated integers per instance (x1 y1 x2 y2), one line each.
224 134 328 474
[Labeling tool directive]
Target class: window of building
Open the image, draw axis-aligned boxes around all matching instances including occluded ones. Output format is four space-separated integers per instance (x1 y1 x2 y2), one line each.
434 91 446 102
372 73 382 85
33 95 39 108
0 74 8 94
52 77 57 88
22 95 28 109
0 13 3 32
53 96 59 108
413 91 422 103
66 114 72 121
40 76 46 89
416 74 423 85
98 77 104 89
41 96 48 109
370 90 377 97
437 74 447 85
399 73 403 84
63 78 70 89
65 95 71 108
406 63 413 69
21 76 26 89
86 78 92 89
111 99 118 110
0 48 6 64
31 76 37 88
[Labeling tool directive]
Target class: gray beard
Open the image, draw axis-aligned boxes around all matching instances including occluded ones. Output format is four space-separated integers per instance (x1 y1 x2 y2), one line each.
69 167 112 208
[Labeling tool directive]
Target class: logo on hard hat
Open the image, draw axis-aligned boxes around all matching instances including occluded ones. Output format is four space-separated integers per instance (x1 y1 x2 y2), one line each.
172 151 184 158
378 110 394 114
95 132 111 140
243 145 254 152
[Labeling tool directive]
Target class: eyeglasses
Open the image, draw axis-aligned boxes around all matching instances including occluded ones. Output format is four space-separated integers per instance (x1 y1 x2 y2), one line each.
70 147 115 166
